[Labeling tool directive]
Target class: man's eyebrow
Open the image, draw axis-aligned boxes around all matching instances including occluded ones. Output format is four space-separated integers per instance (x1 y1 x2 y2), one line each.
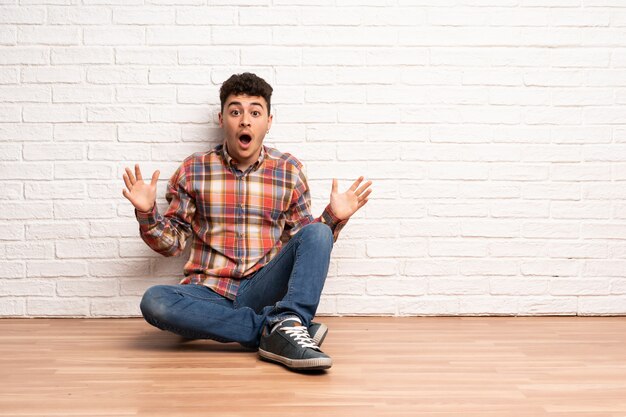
227 101 264 109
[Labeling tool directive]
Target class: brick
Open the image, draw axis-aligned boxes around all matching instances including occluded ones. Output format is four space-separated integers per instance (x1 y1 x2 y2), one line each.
26 223 88 240
550 279 610 296
0 223 24 241
18 26 79 45
337 259 397 276
366 239 427 258
322 277 366 295
0 7 45 24
57 279 118 297
429 240 488 257
88 260 150 277
0 68 18 84
150 106 211 123
56 239 117 259
0 162 52 180
114 8 174 24
336 296 397 315
23 144 84 161
0 47 48 64
490 278 549 296
521 260 579 277
241 46 302 66
84 27 144 45
0 105 20 122
27 260 87 277
177 47 237 66
118 124 180 142
176 7 234 24
522 222 579 239
3 280 55 296
581 223 626 239
366 277 427 296
239 7 298 25
0 299 25 316
302 47 366 66
54 201 116 219
518 297 578 315
54 162 113 180
147 27 213 46
23 105 82 122
578 297 626 315
0 86 50 103
53 86 112 103
88 144 150 161
397 297 460 316
24 181 86 200
90 298 141 317
5 241 54 259
87 106 148 122
48 6 111 24
459 296 519 315
404 260 458 276
54 124 116 142
429 278 489 295
27 298 90 317
115 48 176 65
429 203 488 218
149 68 212 84
116 86 175 104
0 261 24 278
87 66 147 84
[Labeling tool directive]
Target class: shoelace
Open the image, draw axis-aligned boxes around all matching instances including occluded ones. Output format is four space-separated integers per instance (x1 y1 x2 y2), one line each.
282 325 320 350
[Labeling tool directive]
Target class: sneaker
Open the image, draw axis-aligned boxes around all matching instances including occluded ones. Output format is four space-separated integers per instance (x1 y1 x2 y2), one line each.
259 319 332 371
309 321 328 347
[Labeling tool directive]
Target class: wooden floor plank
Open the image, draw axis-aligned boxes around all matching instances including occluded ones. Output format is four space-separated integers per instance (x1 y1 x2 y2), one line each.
1 317 625 417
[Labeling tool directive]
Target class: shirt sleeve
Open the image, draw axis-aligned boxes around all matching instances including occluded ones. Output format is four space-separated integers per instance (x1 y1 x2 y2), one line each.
284 167 347 242
134 163 195 257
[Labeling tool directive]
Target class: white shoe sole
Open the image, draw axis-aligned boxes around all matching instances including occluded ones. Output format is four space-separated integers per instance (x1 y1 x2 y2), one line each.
258 349 332 371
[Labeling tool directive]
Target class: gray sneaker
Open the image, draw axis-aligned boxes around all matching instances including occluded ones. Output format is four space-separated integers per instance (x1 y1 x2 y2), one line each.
259 319 332 371
309 321 328 347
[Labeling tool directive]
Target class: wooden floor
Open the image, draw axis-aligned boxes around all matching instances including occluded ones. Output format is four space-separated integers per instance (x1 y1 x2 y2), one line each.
1 317 626 417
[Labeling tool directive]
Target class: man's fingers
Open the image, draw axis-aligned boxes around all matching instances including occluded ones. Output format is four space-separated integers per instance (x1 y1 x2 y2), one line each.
135 164 143 181
123 172 133 190
349 176 364 191
125 167 136 185
355 180 372 196
332 178 338 194
358 189 372 202
150 170 160 187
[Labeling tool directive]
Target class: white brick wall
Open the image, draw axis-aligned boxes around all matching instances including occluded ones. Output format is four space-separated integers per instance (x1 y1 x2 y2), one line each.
2 1 626 317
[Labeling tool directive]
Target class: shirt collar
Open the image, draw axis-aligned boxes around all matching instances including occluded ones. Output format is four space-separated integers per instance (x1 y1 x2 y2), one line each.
221 143 266 173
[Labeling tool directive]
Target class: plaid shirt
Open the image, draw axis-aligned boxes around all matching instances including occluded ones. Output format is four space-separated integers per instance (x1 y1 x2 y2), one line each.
135 144 346 300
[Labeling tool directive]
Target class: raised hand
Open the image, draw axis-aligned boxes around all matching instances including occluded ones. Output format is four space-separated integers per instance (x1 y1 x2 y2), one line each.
122 164 160 213
329 176 373 221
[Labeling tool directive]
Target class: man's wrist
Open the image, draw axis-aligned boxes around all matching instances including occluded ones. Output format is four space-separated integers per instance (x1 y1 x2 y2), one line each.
135 204 158 226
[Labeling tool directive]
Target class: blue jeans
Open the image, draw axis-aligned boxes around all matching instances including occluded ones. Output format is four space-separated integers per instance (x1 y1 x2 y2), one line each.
139 223 333 348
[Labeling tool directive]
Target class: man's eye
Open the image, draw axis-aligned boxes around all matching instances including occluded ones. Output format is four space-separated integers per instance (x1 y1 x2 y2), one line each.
252 111 260 116
231 110 240 116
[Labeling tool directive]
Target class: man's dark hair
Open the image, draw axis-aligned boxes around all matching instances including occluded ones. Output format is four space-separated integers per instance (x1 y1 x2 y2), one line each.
219 72 273 114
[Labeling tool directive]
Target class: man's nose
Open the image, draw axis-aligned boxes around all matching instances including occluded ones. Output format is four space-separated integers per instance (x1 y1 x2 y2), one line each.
240 115 251 127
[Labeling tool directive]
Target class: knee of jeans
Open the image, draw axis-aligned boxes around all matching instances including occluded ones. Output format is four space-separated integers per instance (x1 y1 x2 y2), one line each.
301 222 333 248
140 285 172 322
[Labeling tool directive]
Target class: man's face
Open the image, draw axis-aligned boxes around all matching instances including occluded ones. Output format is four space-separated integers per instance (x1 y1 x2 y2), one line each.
219 94 273 170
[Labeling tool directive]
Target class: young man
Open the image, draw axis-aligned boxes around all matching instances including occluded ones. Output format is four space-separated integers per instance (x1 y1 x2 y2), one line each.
123 72 372 371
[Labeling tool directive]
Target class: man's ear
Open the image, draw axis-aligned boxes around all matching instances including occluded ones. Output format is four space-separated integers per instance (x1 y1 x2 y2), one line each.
218 112 223 128
267 113 273 130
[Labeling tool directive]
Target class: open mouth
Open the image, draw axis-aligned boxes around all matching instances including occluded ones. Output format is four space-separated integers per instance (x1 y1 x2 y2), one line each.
239 134 252 145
